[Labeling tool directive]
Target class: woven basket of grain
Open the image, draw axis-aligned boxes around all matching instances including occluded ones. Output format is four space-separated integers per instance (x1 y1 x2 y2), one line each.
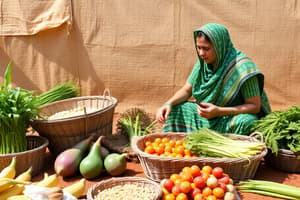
0 135 49 176
30 92 117 155
86 177 162 200
131 132 267 183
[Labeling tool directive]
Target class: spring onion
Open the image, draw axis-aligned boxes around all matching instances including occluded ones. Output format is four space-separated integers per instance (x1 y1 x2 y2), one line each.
36 82 79 107
238 180 300 199
184 128 266 158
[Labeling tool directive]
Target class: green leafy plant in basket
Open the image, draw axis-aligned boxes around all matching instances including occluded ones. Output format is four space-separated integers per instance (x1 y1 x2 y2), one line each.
0 61 40 153
117 107 158 145
252 105 300 158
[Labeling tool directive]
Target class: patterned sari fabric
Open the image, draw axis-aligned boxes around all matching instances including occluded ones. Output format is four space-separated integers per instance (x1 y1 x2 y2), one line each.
163 23 271 135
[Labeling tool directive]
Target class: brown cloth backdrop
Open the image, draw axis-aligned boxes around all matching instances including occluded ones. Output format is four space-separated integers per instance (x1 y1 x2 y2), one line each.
0 0 299 115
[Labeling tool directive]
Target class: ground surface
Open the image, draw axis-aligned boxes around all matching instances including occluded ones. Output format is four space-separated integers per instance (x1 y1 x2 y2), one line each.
31 148 300 200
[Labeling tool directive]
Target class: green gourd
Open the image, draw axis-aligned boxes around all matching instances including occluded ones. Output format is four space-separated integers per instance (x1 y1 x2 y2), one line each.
79 136 103 179
104 153 127 176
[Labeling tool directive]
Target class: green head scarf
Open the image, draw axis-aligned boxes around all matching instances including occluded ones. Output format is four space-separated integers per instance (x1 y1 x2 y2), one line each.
189 23 271 115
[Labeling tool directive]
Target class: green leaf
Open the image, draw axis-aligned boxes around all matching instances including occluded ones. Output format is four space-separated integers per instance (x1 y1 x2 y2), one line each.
4 61 12 87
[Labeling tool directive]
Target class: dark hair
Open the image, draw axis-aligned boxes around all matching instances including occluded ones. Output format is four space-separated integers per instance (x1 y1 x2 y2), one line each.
195 31 210 42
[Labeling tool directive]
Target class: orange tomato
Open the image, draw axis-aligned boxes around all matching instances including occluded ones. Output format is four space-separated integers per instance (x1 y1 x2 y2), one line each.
154 137 162 144
175 140 184 147
181 166 192 174
202 187 212 197
212 187 225 198
164 146 173 153
190 165 201 177
201 172 210 182
174 146 185 155
175 193 188 200
144 146 155 154
180 172 193 182
194 193 204 200
179 181 192 194
170 173 180 182
201 165 212 174
172 185 182 196
169 140 176 147
162 137 170 143
163 193 176 200
206 195 217 200
145 141 152 146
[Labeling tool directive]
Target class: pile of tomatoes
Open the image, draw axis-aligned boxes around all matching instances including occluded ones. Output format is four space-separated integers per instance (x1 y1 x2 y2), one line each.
143 137 198 158
160 165 236 200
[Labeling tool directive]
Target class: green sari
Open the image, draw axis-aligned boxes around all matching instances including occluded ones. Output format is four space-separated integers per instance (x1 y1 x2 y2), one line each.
163 23 271 135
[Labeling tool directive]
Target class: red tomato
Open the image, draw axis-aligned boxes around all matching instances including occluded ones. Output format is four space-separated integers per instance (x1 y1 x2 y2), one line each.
193 176 206 189
172 185 182 196
189 187 202 199
161 179 175 192
212 167 223 178
218 175 230 185
217 182 227 192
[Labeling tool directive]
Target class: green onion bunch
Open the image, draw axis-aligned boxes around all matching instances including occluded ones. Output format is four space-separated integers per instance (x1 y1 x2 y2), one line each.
36 82 79 107
184 128 266 158
0 62 40 154
238 180 300 199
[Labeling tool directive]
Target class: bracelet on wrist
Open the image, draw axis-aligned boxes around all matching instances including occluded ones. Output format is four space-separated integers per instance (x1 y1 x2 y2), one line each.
163 102 172 107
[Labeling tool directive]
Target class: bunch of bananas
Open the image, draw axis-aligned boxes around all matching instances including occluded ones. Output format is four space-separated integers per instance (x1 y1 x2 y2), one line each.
0 157 86 200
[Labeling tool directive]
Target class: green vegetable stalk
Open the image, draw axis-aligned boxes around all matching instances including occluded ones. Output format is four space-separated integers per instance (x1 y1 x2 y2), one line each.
184 128 265 158
36 82 79 107
238 180 300 199
0 62 40 153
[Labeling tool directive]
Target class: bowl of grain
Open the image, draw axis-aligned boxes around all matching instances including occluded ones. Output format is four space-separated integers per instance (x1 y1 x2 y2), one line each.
30 94 118 155
86 177 162 200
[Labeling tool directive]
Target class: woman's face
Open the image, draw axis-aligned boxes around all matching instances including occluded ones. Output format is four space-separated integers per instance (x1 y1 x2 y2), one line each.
196 36 216 65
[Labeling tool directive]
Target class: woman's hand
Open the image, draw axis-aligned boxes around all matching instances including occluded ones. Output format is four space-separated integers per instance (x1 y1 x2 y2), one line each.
156 104 172 123
197 102 220 119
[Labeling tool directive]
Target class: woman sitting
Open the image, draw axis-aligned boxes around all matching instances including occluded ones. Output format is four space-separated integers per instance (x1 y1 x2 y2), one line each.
156 23 271 135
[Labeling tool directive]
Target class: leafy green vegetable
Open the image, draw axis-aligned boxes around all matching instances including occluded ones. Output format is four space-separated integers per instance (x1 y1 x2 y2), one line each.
0 62 40 153
252 105 300 155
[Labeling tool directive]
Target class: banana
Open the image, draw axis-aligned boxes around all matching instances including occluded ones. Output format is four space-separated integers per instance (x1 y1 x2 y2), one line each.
0 178 29 193
15 167 32 182
0 167 32 200
0 157 16 179
0 184 26 200
35 173 59 187
7 195 31 200
63 178 86 198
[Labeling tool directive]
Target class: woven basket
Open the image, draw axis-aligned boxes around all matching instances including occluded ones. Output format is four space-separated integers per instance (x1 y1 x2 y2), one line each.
86 177 162 200
30 92 118 155
0 135 49 176
131 132 267 183
265 149 300 173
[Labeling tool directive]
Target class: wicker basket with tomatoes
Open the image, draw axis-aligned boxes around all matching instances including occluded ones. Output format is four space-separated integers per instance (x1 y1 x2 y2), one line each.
131 129 267 183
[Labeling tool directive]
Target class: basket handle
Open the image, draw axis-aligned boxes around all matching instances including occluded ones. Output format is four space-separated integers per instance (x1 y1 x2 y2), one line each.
102 88 113 107
249 131 264 143
131 136 141 153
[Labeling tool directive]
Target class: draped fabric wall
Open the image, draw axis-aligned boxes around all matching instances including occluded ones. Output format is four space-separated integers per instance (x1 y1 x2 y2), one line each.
0 0 299 114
